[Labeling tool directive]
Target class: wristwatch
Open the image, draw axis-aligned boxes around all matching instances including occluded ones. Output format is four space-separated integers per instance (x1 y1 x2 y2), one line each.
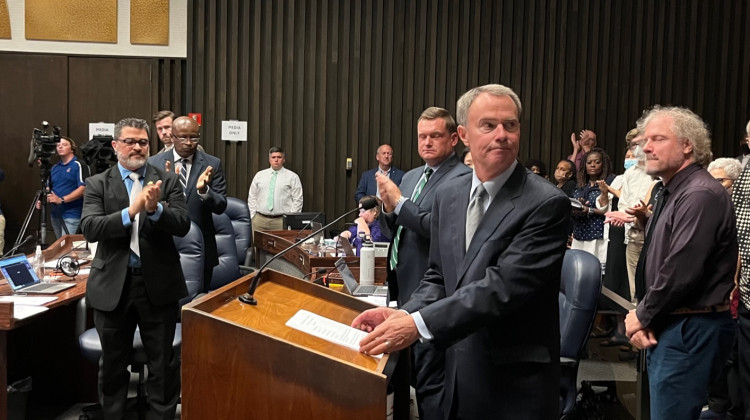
60 196 65 203
588 206 594 216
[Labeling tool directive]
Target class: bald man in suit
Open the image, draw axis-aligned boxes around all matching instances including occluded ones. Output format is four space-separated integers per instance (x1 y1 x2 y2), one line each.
149 116 227 292
354 85 570 418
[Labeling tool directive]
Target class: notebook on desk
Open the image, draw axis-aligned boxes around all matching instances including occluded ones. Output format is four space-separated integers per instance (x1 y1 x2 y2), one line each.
0 255 75 294
335 257 388 297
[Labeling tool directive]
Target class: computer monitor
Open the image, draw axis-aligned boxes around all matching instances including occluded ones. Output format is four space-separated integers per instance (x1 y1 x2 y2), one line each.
283 212 326 231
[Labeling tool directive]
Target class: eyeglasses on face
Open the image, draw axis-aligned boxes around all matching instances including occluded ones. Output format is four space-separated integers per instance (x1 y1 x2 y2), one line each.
119 138 149 147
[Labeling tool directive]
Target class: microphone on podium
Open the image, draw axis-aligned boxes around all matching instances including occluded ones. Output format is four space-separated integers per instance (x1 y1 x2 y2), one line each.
238 197 379 305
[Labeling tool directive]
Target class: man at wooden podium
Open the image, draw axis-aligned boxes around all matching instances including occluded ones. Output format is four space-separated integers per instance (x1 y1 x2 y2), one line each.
81 117 190 419
354 85 570 419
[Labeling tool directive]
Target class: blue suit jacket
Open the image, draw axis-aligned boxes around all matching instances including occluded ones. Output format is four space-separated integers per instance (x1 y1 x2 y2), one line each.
402 163 570 418
354 166 404 203
148 150 227 270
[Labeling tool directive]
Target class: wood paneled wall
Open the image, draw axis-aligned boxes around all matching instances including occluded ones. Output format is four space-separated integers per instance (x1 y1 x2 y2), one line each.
1 0 749 246
187 0 750 227
0 54 185 249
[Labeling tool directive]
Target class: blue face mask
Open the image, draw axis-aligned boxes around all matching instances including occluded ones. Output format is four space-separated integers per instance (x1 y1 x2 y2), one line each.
624 158 637 171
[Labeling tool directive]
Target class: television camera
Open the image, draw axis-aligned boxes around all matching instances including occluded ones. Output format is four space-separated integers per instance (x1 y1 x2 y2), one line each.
81 134 117 174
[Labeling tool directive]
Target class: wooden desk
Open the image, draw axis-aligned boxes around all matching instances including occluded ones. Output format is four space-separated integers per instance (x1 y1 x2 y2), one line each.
254 230 387 281
0 235 89 420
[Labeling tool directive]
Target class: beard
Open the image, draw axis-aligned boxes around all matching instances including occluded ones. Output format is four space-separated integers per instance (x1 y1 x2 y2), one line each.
117 151 148 170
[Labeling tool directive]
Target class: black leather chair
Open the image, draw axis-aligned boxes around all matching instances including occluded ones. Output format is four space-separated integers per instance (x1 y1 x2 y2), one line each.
78 221 204 419
210 212 242 290
559 249 603 419
224 196 253 267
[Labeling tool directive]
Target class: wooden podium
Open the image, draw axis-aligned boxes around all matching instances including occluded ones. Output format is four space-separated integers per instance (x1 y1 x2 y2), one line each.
181 269 408 419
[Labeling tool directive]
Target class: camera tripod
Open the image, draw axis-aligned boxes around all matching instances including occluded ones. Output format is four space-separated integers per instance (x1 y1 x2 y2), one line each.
14 166 68 251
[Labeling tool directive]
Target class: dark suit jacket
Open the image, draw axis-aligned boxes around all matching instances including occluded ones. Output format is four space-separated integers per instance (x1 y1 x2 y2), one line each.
149 150 227 269
379 154 471 305
354 166 405 203
81 164 191 311
401 163 570 419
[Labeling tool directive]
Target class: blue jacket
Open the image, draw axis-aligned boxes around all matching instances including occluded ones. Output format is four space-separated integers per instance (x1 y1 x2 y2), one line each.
354 166 404 203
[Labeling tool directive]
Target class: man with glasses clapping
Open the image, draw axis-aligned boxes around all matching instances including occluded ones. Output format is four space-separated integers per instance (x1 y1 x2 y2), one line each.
149 116 227 293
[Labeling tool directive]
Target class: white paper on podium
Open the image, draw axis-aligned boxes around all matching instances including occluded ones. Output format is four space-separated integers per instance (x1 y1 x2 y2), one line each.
285 309 382 358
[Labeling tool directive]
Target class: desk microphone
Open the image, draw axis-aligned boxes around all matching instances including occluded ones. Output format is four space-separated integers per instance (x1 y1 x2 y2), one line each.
239 197 378 305
0 235 34 260
293 212 323 242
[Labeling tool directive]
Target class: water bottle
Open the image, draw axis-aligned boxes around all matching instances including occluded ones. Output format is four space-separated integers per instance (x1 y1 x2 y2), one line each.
33 245 45 281
360 237 375 286
317 236 326 257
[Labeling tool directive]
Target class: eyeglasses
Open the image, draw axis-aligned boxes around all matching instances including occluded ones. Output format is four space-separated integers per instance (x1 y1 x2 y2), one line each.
119 138 149 147
174 136 201 143
715 178 736 183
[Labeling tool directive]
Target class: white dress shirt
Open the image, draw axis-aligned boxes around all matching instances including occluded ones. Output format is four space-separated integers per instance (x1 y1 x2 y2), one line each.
247 166 303 218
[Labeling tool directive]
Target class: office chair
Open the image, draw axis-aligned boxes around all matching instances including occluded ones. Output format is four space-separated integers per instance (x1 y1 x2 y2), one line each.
559 249 603 419
224 196 254 267
210 212 243 290
77 222 204 419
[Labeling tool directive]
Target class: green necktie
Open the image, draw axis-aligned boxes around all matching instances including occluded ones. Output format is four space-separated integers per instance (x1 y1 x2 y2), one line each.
390 167 433 270
267 171 277 212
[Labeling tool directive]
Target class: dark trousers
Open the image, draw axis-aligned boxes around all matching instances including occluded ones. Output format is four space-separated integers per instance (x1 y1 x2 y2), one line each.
647 312 734 420
736 305 750 419
93 272 180 420
707 321 743 419
412 340 446 420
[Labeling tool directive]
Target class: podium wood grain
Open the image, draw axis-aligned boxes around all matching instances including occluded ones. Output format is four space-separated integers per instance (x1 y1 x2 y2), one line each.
181 270 398 420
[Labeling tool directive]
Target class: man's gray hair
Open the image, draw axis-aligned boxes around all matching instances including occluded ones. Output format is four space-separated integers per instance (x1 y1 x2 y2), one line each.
456 84 523 126
708 158 742 180
115 118 150 139
636 106 713 168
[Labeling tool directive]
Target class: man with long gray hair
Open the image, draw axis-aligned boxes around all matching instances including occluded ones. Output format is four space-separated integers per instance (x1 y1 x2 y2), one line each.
625 106 735 420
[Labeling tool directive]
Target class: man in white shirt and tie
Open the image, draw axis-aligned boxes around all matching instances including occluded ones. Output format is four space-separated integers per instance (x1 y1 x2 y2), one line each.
247 146 303 232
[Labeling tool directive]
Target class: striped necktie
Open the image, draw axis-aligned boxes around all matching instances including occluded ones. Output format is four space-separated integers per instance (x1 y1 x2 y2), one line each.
389 167 433 270
128 172 142 256
179 158 189 196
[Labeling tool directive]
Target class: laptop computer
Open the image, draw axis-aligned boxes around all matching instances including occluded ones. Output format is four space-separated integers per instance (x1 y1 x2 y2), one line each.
373 242 389 257
337 235 356 257
0 255 75 294
335 257 388 297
